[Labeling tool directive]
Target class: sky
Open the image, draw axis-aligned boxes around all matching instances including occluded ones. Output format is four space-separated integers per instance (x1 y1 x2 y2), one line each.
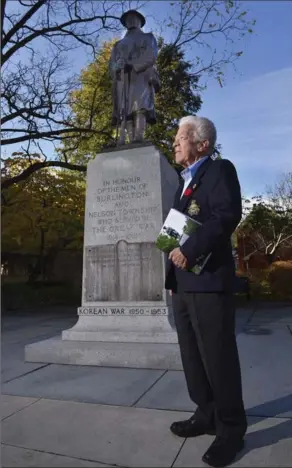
4 0 292 198
140 0 292 198
197 1 292 198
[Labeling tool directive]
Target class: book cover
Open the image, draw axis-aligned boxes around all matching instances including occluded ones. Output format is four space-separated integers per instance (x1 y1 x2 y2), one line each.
155 208 211 275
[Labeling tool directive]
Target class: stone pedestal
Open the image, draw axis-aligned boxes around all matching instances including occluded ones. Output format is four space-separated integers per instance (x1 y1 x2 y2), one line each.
25 144 182 368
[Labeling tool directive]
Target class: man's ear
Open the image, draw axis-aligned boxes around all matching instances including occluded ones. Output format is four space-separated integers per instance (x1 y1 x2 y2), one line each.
197 140 209 153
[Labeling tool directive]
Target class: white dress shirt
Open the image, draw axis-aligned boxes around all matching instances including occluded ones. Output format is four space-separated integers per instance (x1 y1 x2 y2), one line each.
180 156 209 199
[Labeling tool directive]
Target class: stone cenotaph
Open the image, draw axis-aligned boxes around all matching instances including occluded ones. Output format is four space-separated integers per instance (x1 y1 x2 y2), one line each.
25 10 182 369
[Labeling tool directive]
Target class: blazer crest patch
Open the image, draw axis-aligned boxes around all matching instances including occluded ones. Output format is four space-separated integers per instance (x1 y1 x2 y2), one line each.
188 200 200 216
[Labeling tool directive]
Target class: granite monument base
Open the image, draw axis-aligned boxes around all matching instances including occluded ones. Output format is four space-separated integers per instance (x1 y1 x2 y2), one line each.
25 338 183 370
62 304 177 343
25 144 180 368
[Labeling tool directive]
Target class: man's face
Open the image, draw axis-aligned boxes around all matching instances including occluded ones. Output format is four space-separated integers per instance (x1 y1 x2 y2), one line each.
125 14 142 29
173 124 210 167
173 124 197 167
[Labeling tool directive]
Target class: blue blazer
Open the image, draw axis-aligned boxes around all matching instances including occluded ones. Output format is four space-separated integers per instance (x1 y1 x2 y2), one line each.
165 157 242 293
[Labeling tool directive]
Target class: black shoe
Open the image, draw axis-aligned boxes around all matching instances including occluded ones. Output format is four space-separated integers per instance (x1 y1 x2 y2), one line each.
202 436 245 467
170 415 216 438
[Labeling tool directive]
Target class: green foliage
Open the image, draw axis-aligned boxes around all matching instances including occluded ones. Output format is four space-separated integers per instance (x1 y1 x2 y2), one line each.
63 38 202 165
231 232 238 250
2 281 81 311
249 270 271 300
2 1 253 192
2 155 85 281
243 202 282 235
2 155 85 255
240 186 292 261
63 40 116 165
183 219 197 236
269 261 292 299
146 38 202 160
156 234 179 253
236 262 292 301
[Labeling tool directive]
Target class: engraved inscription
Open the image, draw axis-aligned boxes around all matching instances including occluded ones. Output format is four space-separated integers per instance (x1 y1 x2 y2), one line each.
85 173 160 244
78 307 168 316
85 241 163 302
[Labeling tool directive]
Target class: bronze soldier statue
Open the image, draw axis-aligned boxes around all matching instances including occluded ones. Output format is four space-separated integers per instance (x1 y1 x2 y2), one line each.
109 10 160 145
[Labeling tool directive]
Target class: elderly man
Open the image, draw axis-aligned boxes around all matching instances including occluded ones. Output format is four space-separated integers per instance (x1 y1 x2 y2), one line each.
165 116 247 467
109 9 160 144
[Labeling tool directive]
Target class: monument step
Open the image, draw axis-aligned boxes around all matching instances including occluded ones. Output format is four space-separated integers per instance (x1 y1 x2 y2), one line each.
62 329 178 343
25 337 183 370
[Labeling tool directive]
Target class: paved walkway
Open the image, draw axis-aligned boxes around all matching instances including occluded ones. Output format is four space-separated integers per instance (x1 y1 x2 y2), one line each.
1 304 292 467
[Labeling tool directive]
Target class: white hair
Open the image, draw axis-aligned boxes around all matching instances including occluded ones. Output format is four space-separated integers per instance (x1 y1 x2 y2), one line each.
179 115 217 154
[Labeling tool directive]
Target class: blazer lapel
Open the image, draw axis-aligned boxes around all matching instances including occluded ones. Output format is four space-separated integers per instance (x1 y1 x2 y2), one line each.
178 157 213 213
173 180 184 209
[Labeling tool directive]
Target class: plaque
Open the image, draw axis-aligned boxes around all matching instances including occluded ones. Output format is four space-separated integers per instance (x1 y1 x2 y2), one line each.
84 241 163 302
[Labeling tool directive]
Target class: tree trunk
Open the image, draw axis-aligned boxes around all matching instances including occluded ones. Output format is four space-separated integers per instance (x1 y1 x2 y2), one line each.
43 237 76 282
27 228 45 284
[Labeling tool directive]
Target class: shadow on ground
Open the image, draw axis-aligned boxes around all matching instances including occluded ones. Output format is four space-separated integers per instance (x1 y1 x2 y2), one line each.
232 394 292 461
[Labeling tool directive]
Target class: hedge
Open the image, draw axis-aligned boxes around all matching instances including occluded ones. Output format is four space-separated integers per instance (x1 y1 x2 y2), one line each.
268 261 292 299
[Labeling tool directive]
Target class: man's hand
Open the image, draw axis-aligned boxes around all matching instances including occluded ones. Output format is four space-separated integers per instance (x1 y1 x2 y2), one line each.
169 248 187 270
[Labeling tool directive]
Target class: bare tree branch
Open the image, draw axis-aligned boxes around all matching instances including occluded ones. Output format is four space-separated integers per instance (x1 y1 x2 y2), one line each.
2 160 86 190
1 127 98 145
1 0 125 154
1 0 253 189
164 0 254 84
240 178 292 262
1 0 7 41
2 11 120 65
2 0 46 51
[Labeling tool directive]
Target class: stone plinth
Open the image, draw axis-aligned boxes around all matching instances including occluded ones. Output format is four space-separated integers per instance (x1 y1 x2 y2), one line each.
25 144 180 368
25 338 183 370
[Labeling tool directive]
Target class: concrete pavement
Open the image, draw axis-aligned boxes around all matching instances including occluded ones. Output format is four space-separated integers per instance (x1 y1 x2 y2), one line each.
1 304 292 467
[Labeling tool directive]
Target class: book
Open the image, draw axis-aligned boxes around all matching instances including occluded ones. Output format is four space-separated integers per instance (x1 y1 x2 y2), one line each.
155 208 211 275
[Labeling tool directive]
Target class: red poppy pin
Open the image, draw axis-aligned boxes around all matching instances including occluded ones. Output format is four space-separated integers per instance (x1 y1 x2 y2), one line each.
183 187 193 197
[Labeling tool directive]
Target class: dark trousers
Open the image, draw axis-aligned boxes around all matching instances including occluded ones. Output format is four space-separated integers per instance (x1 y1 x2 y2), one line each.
172 291 247 439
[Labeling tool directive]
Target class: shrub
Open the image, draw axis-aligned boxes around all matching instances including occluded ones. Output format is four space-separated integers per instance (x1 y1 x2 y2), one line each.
236 268 271 300
268 261 292 299
1 281 81 311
